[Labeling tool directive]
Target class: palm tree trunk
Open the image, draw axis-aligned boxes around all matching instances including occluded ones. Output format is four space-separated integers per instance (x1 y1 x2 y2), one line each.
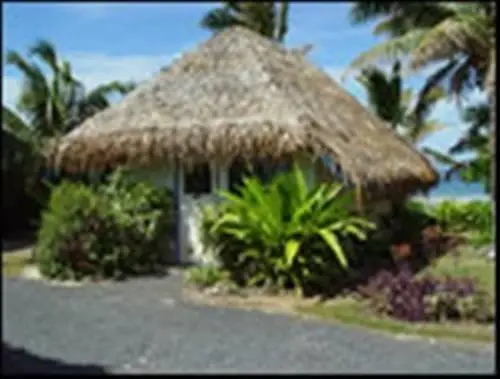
273 2 289 43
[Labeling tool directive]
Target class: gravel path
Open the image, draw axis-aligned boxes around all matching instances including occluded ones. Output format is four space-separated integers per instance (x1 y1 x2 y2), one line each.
2 275 495 374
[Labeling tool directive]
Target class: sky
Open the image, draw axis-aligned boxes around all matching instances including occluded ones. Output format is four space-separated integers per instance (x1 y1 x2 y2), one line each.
2 2 486 155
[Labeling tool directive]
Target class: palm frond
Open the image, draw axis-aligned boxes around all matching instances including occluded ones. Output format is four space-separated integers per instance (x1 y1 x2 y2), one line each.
413 58 457 122
411 7 490 69
344 29 426 76
406 118 446 144
356 65 401 124
28 40 60 75
462 102 490 126
84 81 136 107
200 7 240 32
423 146 465 180
349 2 399 25
2 106 35 144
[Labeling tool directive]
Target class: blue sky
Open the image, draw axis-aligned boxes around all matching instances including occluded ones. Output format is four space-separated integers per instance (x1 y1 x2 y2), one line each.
2 2 485 154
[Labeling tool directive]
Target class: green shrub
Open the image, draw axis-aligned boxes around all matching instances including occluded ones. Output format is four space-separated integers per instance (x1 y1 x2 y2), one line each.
34 170 173 280
409 199 493 247
467 231 493 248
432 200 492 233
201 164 376 295
425 290 495 324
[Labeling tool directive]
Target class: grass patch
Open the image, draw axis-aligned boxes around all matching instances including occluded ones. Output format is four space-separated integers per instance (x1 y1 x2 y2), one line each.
423 247 495 297
2 248 33 277
297 297 494 343
298 249 495 344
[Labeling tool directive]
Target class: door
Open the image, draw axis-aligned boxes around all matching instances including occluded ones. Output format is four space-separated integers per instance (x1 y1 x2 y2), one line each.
179 163 221 264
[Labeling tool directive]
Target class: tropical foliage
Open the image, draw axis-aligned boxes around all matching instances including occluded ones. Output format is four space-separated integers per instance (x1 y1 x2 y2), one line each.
359 263 494 323
200 164 375 295
347 2 492 100
347 1 496 197
356 60 445 143
2 40 135 235
201 2 289 42
34 170 173 281
3 40 135 149
408 198 493 248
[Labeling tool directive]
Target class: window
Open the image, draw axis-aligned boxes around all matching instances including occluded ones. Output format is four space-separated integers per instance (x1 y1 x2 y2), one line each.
229 159 251 193
184 163 211 194
229 159 288 192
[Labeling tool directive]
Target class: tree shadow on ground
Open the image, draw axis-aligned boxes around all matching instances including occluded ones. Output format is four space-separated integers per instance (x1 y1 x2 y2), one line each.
2 341 107 374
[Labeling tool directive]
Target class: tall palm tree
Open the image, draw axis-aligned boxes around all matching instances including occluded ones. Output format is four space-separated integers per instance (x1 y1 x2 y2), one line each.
3 40 135 149
356 61 445 144
347 3 489 105
346 1 496 199
2 40 136 211
200 2 289 43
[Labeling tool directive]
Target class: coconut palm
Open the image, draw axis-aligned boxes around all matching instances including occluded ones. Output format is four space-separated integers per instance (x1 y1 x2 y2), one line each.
2 40 136 220
347 3 490 105
356 61 445 144
3 40 135 149
200 2 289 43
346 2 495 197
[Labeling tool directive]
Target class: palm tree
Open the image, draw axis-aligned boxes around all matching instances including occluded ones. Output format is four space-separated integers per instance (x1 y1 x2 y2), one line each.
345 2 496 198
200 2 289 43
2 40 136 219
423 103 491 194
356 61 445 144
3 40 135 150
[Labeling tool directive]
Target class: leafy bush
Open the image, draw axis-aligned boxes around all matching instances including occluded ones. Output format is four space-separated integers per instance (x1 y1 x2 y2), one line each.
408 199 493 247
363 200 463 266
34 170 173 280
359 265 494 323
432 200 492 233
201 164 376 295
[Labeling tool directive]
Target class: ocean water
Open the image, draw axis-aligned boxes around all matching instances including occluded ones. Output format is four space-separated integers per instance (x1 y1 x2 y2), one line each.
425 176 488 201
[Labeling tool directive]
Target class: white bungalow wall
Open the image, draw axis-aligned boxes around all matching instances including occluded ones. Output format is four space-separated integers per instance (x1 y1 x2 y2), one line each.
125 158 318 265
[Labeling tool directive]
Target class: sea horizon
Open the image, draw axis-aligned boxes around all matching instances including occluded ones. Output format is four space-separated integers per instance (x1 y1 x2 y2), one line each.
413 174 490 203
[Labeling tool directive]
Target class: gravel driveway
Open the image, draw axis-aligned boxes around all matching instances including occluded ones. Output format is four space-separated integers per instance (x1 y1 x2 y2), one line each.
2 275 495 374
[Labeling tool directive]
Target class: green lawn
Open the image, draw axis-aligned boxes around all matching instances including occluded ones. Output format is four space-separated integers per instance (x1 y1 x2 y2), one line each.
2 248 33 277
422 246 495 296
297 297 494 343
298 247 495 344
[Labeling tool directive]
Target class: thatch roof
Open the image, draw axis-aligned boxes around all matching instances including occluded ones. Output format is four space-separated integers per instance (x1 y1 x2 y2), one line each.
46 26 438 193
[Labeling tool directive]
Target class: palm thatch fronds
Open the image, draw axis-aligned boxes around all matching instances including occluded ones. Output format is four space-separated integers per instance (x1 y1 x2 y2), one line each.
46 26 438 194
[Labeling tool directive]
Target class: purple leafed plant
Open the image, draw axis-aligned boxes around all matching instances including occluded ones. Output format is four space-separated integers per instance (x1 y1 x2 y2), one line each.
358 266 487 323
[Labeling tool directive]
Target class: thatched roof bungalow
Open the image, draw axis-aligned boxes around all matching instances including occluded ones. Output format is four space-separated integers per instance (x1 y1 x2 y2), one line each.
47 26 437 192
45 26 439 263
